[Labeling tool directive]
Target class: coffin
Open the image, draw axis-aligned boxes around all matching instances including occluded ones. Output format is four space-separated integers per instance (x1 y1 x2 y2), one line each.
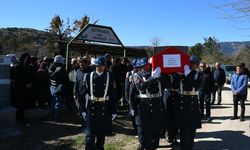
151 47 190 74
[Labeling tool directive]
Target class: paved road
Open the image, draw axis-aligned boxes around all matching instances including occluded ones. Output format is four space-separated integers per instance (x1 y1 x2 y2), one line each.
193 85 250 150
157 85 250 150
2 84 249 150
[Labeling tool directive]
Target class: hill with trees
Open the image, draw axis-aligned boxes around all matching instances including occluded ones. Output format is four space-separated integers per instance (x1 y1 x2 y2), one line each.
0 27 249 68
0 27 57 57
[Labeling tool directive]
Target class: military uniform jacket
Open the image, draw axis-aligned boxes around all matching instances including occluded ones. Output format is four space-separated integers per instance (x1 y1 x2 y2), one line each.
171 71 202 130
131 72 167 131
80 71 117 136
125 70 137 104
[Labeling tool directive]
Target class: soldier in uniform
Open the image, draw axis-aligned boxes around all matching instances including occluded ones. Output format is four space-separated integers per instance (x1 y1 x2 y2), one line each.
170 56 202 150
80 56 117 150
74 57 93 122
164 73 180 146
130 58 167 150
125 59 140 135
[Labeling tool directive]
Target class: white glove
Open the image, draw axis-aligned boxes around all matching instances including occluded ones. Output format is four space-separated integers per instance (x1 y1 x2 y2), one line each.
112 114 117 120
152 67 161 78
82 112 87 121
184 65 191 76
130 110 135 116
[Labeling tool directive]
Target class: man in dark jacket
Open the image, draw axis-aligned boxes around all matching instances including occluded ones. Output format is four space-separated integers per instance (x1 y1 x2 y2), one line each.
104 53 112 70
212 62 226 105
241 63 250 78
198 62 214 121
109 58 123 106
49 55 68 121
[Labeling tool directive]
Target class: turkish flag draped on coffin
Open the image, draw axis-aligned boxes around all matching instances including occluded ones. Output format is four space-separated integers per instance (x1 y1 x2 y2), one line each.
151 47 190 75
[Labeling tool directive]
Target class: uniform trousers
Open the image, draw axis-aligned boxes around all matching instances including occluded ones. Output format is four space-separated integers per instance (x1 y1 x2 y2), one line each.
85 135 105 150
179 129 196 150
137 126 160 150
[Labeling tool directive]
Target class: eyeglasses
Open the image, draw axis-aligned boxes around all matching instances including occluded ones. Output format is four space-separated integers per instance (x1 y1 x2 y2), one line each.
200 66 204 68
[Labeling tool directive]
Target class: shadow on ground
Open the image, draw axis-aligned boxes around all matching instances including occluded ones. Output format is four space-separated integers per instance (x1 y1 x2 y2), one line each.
194 130 250 150
210 105 231 109
0 118 82 150
0 105 83 150
112 116 135 136
222 86 232 91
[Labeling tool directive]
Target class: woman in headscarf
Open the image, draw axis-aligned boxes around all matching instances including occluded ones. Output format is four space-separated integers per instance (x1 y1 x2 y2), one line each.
14 52 33 126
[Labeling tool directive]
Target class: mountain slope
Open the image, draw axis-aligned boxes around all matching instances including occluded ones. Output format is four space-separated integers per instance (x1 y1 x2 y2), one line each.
0 28 57 56
0 27 249 56
219 41 250 55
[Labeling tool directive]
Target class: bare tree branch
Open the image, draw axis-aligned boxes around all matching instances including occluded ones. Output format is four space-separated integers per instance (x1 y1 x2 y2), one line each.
150 37 162 47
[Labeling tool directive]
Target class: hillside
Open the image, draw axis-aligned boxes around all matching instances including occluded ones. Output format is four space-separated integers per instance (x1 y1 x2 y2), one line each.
0 28 58 57
219 41 250 55
0 27 249 57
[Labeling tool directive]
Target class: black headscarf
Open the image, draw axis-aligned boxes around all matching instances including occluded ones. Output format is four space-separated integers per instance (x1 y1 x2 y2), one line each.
19 52 30 66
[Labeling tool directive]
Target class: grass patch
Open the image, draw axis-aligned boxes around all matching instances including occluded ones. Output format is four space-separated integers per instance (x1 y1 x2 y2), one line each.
105 135 136 150
71 135 84 146
66 134 84 149
67 134 136 150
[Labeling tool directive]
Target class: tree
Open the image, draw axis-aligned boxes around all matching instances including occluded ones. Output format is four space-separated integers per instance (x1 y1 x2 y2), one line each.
232 46 250 68
73 15 99 32
150 37 162 55
73 15 89 32
189 43 203 59
150 37 161 47
201 37 224 64
47 15 71 40
218 0 250 20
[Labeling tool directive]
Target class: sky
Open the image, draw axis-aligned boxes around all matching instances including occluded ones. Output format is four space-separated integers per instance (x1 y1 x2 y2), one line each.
1 0 250 46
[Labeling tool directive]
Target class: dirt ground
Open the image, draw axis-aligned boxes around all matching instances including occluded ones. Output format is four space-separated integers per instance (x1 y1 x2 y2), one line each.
0 106 140 150
0 85 250 150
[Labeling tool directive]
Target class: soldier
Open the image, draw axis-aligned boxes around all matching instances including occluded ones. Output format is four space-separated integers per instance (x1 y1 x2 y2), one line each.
130 58 166 150
74 57 93 120
80 56 117 150
170 56 202 150
125 59 140 135
164 73 180 146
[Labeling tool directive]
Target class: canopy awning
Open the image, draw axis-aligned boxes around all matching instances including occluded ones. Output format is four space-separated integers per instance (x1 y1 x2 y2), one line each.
55 40 148 57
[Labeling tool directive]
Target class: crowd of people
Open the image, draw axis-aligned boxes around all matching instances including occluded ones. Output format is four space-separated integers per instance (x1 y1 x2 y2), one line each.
7 52 249 150
9 53 133 125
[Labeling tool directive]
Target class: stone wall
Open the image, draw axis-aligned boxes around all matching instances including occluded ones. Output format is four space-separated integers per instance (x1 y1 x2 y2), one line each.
0 56 19 137
0 84 11 107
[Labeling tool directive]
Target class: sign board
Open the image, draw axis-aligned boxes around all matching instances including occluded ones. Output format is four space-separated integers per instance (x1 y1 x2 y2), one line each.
163 54 181 68
66 24 125 70
78 25 121 45
151 47 190 74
